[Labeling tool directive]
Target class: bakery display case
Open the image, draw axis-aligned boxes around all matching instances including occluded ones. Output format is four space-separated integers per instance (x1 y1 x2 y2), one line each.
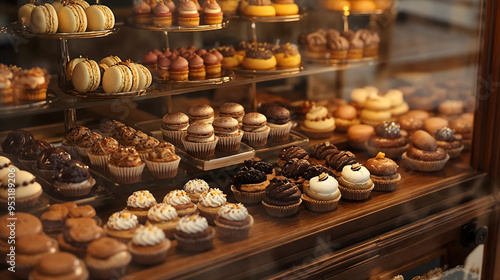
0 0 499 279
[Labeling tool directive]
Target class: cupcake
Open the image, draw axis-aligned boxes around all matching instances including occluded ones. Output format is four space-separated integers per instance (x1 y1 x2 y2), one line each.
177 0 200 26
57 217 104 258
327 31 349 60
146 203 179 238
121 129 148 148
145 142 180 179
161 112 189 146
347 124 375 151
108 147 145 184
76 132 102 159
61 125 91 157
308 142 338 165
365 152 401 192
133 1 152 24
277 145 309 167
142 51 158 73
29 252 88 280
163 189 197 217
111 125 136 144
197 188 227 225
402 130 450 172
182 122 218 158
170 56 190 81
214 203 253 241
36 147 71 178
85 237 131 279
213 117 244 151
104 211 140 244
366 121 409 159
88 136 119 172
188 54 206 80
183 178 210 203
189 104 215 124
434 127 464 159
128 224 171 265
18 139 51 165
300 106 336 139
262 176 302 217
337 163 374 200
280 158 310 185
13 67 48 103
325 150 358 178
135 136 160 161
15 234 58 279
53 160 96 197
153 1 172 26
1 129 34 156
334 104 360 132
265 106 292 142
174 214 216 252
0 169 42 209
243 158 275 181
219 102 245 123
231 166 269 204
124 190 157 224
203 0 223 24
302 172 341 212
202 52 222 78
241 112 270 147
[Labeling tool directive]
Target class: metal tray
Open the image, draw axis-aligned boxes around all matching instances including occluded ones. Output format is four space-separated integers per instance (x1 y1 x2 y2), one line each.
239 12 306 23
124 18 229 32
155 69 234 85
231 64 303 76
0 90 56 112
18 28 119 39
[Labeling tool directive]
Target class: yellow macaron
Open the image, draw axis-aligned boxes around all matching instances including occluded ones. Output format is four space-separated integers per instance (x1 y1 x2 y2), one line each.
30 4 59 34
85 5 115 31
72 60 101 93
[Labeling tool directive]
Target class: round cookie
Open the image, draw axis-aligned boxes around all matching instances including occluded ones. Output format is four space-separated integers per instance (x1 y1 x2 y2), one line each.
66 57 87 82
18 3 36 28
72 60 100 93
102 64 133 93
30 4 59 34
85 5 115 31
57 3 88 33
99 55 121 67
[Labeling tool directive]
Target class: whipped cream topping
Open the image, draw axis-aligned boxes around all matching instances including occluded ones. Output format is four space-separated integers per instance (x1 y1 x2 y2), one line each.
341 164 371 185
218 203 248 221
163 190 192 206
107 211 138 231
183 179 210 194
0 76 11 89
147 203 178 222
176 214 208 234
199 188 226 208
127 190 157 209
309 173 339 197
132 225 166 246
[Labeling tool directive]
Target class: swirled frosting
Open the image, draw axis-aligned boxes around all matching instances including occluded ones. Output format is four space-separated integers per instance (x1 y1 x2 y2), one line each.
218 203 248 221
127 190 157 209
163 190 192 206
147 203 178 222
132 225 166 246
106 211 138 231
175 214 208 234
178 0 199 15
304 106 335 130
199 188 227 207
183 179 210 194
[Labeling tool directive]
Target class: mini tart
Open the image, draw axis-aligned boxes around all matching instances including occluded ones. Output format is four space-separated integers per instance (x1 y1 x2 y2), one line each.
242 47 277 70
434 127 464 159
365 152 401 192
214 203 253 241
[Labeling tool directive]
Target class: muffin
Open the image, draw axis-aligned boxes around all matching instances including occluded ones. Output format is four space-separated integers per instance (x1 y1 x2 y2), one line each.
57 217 104 258
300 106 336 139
13 67 48 103
163 189 197 217
183 178 210 203
262 176 302 217
108 147 145 184
15 234 58 279
219 102 245 123
161 112 189 146
111 125 136 144
88 136 119 172
197 188 227 225
76 132 102 159
309 142 338 165
241 112 270 147
121 130 148 148
334 104 360 132
124 190 157 224
302 172 341 212
337 163 374 200
347 124 375 150
434 127 464 159
402 130 450 172
277 145 309 167
182 122 218 158
128 224 171 265
0 169 43 209
366 121 409 159
265 106 292 142
1 129 34 156
203 0 224 25
146 203 179 238
213 117 244 151
85 237 131 279
135 136 160 161
243 158 276 181
214 203 253 241
365 152 401 192
104 211 140 244
231 166 269 204
18 139 51 165
61 125 91 157
29 252 88 280
145 142 180 179
53 160 96 197
325 149 358 178
36 147 71 178
174 214 216 252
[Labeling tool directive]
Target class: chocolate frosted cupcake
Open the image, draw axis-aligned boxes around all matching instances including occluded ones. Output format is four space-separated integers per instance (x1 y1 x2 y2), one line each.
244 158 275 180
174 214 215 252
262 176 302 217
58 217 104 258
280 158 310 185
104 211 140 244
161 112 189 146
309 142 338 165
214 203 254 241
366 121 409 159
402 130 450 172
302 172 341 212
108 147 145 184
53 160 96 197
265 106 292 142
163 190 197 217
36 147 71 178
434 127 464 159
18 140 51 165
145 142 180 179
128 225 171 266
231 166 269 204
1 129 34 156
325 150 358 178
124 190 157 224
146 203 179 238
277 145 309 167
88 137 119 172
365 152 401 192
337 163 374 200
85 237 131 279
213 117 244 151
0 169 43 209
61 125 91 157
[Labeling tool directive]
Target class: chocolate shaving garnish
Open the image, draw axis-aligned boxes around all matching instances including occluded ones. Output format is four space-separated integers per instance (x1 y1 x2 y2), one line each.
351 163 361 171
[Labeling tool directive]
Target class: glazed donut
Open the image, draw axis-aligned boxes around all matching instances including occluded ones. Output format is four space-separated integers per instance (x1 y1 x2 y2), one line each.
406 145 447 161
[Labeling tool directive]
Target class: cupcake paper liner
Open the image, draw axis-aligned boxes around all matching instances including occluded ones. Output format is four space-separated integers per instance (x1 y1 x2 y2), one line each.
174 227 216 252
299 124 335 139
87 262 130 280
366 144 409 159
61 143 79 158
364 45 379 57
0 188 43 210
76 146 91 159
445 145 464 159
128 239 171 266
301 193 340 212
54 177 96 197
145 157 181 179
371 173 401 192
261 199 302 218
402 152 450 172
88 154 109 173
161 128 187 147
36 168 55 180
231 185 265 204
268 123 292 142
338 183 374 201
216 132 244 151
181 137 218 159
242 128 270 147
197 204 223 225
214 215 254 242
146 220 178 239
108 163 145 184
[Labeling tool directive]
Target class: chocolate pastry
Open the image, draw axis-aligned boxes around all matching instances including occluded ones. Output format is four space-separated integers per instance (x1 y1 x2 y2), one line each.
19 140 52 160
281 158 310 180
54 160 91 184
406 145 447 161
1 130 34 155
265 106 291 125
303 164 334 180
309 142 338 160
109 147 143 167
412 130 438 151
365 155 399 177
232 166 267 188
37 147 71 170
244 158 274 175
279 146 309 161
64 126 91 145
435 127 462 149
263 176 301 206
368 121 408 148
111 126 136 143
376 121 402 139
325 150 358 172
99 120 125 134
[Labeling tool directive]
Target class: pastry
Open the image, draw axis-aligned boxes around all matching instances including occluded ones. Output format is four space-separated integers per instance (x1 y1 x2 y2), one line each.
325 149 358 178
197 188 227 225
384 89 409 117
365 152 401 191
1 213 43 260
36 147 71 178
281 158 310 185
397 114 424 136
128 224 171 265
30 4 58 33
402 130 450 172
347 124 375 150
424 117 449 135
108 147 145 184
85 5 115 31
0 169 43 209
309 142 338 165
153 1 173 26
18 139 51 164
302 172 341 212
242 46 277 70
57 217 103 257
68 205 98 223
203 0 223 24
85 237 131 279
449 115 472 151
438 100 464 119
334 104 360 132
219 102 245 123
53 160 96 197
299 30 327 58
165 0 176 12
29 252 88 280
188 54 206 80
61 126 90 155
157 55 171 80
327 30 349 60
359 29 380 58
233 41 251 62
218 46 240 68
133 1 152 24
163 189 197 217
231 166 269 203
273 43 301 68
57 2 87 33
65 57 87 82
104 211 140 243
124 190 157 224
300 106 336 139
41 208 67 238
244 158 276 181
15 234 58 279
202 51 222 77
2 129 34 156
18 3 36 28
366 121 409 159
146 203 179 238
262 176 302 217
213 117 244 151
182 122 218 158
360 95 392 126
88 136 119 172
241 112 270 146
13 67 48 103
265 105 292 142
350 0 377 11
135 63 152 89
170 56 189 81
161 111 189 146
174 214 216 252
183 178 210 203
145 142 180 179
72 59 100 93
434 127 464 159
75 131 102 158
272 0 299 16
243 0 276 17
142 51 158 73
277 145 309 167
178 0 200 26
337 163 374 200
214 203 254 241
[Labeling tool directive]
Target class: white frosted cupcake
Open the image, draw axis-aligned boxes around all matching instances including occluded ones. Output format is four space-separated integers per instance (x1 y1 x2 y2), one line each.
197 188 227 225
337 163 374 200
163 190 197 217
174 214 215 252
183 178 210 203
128 225 171 266
214 203 254 241
0 169 42 209
123 190 157 224
103 211 140 244
302 172 341 212
146 203 179 239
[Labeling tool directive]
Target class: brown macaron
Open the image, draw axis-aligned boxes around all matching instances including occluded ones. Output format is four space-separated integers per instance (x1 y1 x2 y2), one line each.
189 104 215 123
265 106 290 125
0 213 42 239
31 252 88 279
186 122 215 141
219 102 245 120
213 117 239 134
242 112 267 130
162 112 189 129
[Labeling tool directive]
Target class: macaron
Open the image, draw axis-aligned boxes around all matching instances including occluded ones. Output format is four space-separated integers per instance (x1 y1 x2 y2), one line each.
242 112 267 129
52 0 64 12
189 104 215 124
72 60 100 93
57 3 88 33
66 57 87 82
219 102 245 121
99 55 121 67
162 112 190 129
135 63 152 89
186 122 215 142
120 61 140 91
18 3 36 28
85 5 115 31
102 64 133 93
30 3 59 34
213 116 239 133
